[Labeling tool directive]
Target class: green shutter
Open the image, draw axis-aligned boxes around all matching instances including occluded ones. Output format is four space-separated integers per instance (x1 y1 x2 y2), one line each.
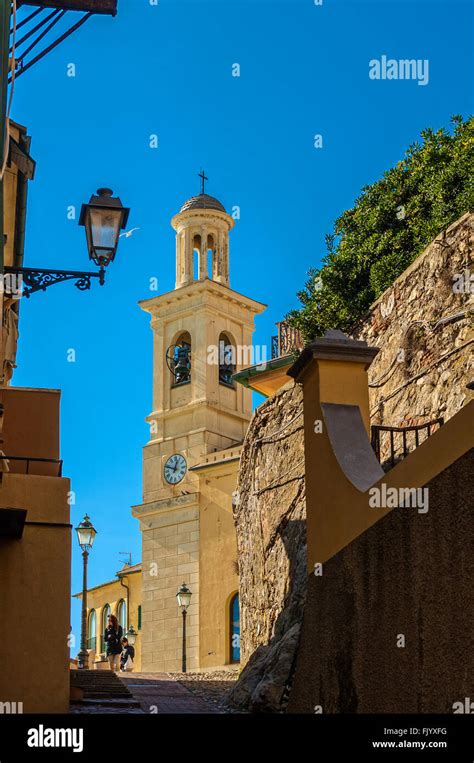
138 605 142 630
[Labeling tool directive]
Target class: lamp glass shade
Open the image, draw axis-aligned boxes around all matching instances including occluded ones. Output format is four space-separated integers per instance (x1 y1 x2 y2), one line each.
126 625 137 646
86 206 123 266
176 583 192 610
75 515 97 551
79 188 130 268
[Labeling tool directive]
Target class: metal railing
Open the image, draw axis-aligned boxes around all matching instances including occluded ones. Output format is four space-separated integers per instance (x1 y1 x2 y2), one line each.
371 418 444 469
2 455 63 476
271 321 304 359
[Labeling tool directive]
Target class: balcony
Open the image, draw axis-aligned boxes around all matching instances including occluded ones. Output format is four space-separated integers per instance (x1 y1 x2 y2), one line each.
233 321 305 398
271 321 304 359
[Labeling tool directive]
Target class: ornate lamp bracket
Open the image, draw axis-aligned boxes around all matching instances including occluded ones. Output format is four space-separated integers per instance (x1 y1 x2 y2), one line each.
4 266 105 299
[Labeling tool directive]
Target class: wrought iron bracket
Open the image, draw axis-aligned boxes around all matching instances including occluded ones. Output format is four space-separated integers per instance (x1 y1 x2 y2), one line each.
4 266 105 298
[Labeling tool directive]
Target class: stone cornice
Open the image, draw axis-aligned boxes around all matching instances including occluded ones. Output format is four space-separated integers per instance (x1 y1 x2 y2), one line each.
139 277 267 316
171 207 234 232
131 491 199 519
288 330 379 381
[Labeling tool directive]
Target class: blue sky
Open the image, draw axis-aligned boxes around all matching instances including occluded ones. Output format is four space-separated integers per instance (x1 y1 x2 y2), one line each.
10 0 473 648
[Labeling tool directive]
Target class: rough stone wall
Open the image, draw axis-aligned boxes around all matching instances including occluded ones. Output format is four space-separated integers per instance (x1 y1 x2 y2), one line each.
355 213 473 451
230 213 473 712
229 382 306 712
287 449 474 713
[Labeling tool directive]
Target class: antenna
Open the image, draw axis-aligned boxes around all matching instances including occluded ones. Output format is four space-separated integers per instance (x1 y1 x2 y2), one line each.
119 551 132 567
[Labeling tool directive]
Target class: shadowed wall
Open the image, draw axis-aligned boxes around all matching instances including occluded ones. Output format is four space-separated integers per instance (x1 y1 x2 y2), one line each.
288 448 474 713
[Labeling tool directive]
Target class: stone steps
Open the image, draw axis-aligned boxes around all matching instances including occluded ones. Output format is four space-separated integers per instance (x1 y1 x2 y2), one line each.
70 669 134 701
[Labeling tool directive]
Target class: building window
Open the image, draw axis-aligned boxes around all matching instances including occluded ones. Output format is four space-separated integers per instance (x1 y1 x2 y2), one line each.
101 604 111 653
117 599 127 633
167 331 192 386
87 609 96 651
219 332 236 387
229 593 240 663
138 605 142 630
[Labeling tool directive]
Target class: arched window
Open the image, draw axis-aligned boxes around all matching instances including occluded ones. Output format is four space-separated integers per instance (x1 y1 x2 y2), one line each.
101 604 111 653
87 609 96 651
167 331 191 386
193 233 201 281
219 332 236 387
229 593 240 663
207 233 215 279
117 599 127 633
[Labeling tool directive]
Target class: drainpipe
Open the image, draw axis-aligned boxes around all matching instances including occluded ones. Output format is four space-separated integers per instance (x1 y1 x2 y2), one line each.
119 574 130 631
11 132 29 329
13 133 29 270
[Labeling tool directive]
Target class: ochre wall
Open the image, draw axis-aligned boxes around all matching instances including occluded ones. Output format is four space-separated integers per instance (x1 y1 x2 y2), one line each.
0 387 60 465
197 458 240 668
138 498 200 673
300 355 473 569
0 472 71 713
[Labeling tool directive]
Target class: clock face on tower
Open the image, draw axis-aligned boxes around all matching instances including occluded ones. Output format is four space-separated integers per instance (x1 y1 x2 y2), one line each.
164 454 187 485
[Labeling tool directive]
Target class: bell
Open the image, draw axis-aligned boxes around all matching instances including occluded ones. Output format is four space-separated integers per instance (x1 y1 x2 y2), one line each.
174 346 190 382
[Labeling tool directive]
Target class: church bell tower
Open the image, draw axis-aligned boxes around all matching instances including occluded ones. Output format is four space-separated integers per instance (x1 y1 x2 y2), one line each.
132 177 266 672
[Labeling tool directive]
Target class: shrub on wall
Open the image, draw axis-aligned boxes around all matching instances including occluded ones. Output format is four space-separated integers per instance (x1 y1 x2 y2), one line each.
287 115 473 340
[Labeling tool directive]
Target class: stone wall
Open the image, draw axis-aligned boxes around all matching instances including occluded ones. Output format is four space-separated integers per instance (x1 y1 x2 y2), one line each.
229 213 473 712
355 212 472 462
229 382 306 712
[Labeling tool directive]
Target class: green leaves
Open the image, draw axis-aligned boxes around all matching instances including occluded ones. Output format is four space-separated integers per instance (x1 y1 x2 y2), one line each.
288 115 473 340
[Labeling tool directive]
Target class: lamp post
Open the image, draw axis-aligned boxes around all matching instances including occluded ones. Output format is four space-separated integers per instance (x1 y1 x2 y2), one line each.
4 187 129 298
75 514 97 670
176 582 192 673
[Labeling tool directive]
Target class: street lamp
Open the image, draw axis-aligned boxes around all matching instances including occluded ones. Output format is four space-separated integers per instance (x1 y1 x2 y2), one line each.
126 624 138 647
75 514 97 670
176 582 192 673
4 187 130 298
79 187 130 269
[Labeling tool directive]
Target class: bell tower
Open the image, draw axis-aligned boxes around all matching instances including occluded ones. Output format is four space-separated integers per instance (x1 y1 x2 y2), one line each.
132 178 266 673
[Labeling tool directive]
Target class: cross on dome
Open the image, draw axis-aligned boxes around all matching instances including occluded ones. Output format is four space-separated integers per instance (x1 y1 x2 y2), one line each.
198 169 208 195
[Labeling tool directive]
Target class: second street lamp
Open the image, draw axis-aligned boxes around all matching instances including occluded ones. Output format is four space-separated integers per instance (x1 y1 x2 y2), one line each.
125 624 138 647
75 514 97 671
176 583 192 674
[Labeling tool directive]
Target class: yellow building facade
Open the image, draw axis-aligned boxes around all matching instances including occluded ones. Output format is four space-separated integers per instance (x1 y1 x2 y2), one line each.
74 563 143 671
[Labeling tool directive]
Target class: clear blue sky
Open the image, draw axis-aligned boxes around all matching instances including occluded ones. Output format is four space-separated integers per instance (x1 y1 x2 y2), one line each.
11 0 473 649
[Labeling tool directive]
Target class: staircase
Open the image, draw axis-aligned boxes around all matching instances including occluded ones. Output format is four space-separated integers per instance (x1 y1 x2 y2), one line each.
70 669 141 709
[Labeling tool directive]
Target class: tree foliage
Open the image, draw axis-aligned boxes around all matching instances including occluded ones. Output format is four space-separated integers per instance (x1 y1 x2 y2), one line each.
287 115 473 340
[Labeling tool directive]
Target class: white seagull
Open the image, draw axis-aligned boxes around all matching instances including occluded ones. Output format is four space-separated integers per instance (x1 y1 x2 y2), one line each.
120 227 140 239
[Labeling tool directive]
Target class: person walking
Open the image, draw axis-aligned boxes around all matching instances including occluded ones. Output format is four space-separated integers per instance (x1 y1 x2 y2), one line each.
104 614 122 672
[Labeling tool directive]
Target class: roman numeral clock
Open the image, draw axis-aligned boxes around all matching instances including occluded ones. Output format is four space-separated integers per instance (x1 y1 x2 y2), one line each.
163 453 187 485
